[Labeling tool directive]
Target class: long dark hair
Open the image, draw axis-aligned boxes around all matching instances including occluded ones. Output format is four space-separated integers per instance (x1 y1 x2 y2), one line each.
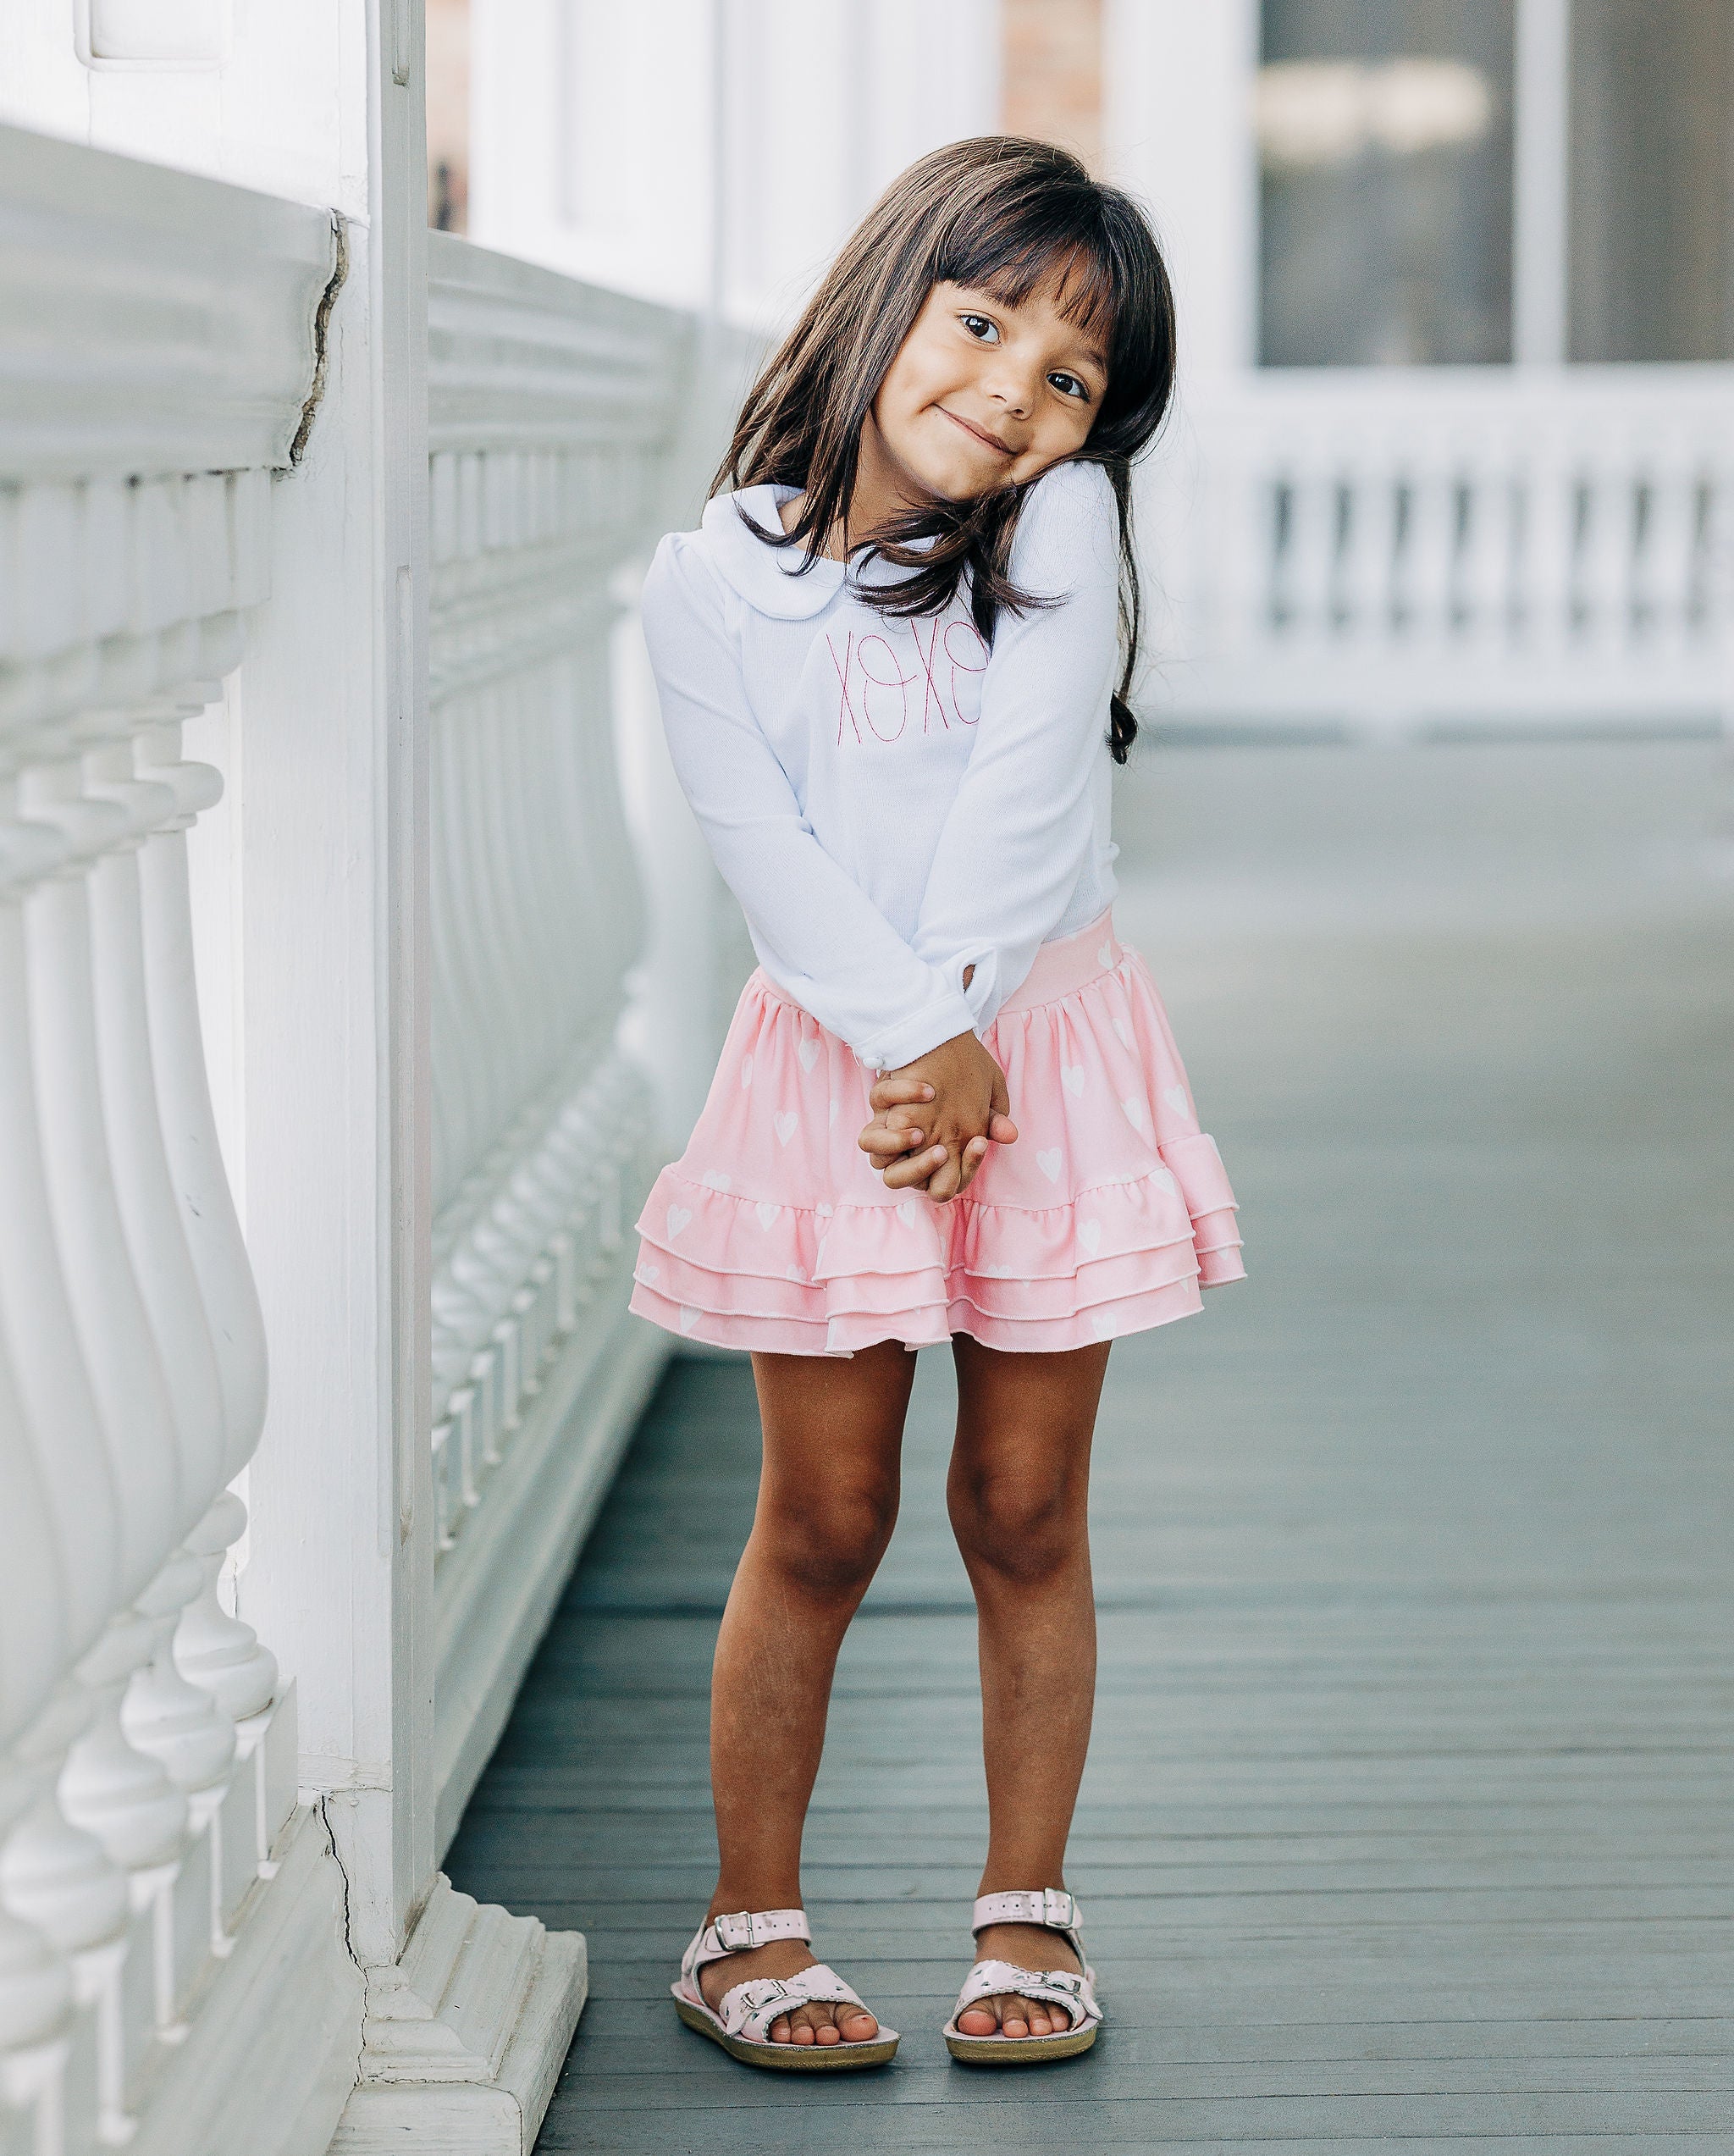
714 137 1177 762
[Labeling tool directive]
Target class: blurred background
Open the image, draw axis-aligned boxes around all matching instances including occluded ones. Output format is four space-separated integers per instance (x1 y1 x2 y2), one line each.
428 12 1734 2142
427 0 1733 932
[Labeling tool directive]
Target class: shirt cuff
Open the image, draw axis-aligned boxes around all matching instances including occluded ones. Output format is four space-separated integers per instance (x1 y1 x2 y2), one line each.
855 990 980 1072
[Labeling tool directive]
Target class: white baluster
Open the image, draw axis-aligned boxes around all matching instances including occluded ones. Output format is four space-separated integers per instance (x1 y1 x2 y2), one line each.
135 721 268 1484
80 740 227 1522
0 1337 75 2062
56 1621 186 1877
19 764 183 1596
122 1551 235 1799
0 793 122 1656
173 1497 276 1728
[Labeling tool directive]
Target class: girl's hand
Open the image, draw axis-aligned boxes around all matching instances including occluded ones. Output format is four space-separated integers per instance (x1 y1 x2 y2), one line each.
855 1037 1018 1202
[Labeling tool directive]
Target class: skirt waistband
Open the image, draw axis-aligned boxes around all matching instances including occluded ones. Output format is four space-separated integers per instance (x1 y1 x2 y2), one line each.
756 910 1120 1030
998 909 1119 1014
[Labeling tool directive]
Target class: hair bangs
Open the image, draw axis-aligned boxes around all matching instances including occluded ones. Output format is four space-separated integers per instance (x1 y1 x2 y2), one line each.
938 207 1121 349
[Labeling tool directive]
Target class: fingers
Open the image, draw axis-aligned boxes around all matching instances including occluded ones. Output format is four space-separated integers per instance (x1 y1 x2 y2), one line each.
953 1134 990 1194
925 1152 962 1203
868 1076 935 1113
857 1119 924 1160
987 1110 1018 1145
880 1143 950 1191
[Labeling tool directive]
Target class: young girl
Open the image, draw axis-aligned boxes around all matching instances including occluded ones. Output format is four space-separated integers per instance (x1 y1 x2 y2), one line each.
630 138 1243 2070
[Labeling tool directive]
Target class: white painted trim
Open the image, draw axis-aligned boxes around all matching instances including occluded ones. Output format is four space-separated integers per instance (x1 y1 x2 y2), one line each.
1513 0 1572 367
434 1266 670 1856
125 1802 362 2156
0 121 336 479
327 1876 585 2155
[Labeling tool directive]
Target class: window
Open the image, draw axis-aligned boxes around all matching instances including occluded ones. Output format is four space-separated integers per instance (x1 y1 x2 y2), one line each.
1568 0 1734 362
1258 0 1516 366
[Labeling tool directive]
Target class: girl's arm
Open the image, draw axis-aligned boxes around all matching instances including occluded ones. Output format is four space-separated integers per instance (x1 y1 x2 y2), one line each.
642 533 979 1070
910 459 1121 1029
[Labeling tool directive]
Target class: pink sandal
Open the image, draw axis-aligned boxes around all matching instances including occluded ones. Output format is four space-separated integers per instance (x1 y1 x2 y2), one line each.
671 1907 899 2070
944 1889 1103 2064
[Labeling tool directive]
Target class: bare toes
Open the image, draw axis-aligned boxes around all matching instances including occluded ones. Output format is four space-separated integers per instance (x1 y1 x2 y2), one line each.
770 2015 792 2043
957 2005 998 2036
838 2009 878 2042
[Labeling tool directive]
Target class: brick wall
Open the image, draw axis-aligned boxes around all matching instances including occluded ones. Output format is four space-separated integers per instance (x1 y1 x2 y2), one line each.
1002 0 1103 171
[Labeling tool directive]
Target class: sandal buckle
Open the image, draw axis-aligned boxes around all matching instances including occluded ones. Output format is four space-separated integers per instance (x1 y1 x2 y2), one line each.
1041 1888 1076 1930
714 1910 757 1950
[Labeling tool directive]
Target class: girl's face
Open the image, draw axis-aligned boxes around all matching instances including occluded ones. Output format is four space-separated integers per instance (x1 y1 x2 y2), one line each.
869 268 1109 503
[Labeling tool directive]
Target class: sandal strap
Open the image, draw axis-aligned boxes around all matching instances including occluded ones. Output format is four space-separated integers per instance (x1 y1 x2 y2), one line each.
681 1906 810 1986
948 1955 1102 2035
716 1962 867 2043
972 1888 1080 1936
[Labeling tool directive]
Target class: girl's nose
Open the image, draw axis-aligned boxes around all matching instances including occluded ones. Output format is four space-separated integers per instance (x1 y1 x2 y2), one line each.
985 371 1035 421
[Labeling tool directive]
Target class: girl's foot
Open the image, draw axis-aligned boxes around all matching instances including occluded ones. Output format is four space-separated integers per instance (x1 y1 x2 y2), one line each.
698 1937 881 2048
954 1921 1083 2039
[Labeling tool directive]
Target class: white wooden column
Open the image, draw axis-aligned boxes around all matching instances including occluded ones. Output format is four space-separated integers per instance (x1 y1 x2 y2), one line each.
1102 0 1261 384
1512 0 1572 367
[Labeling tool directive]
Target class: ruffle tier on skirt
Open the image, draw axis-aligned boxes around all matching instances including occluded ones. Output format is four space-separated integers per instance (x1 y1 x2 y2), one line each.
630 911 1243 1356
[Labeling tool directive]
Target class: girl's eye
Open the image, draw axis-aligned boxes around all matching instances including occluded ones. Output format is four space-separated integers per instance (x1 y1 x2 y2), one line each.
1049 372 1091 402
958 312 1000 344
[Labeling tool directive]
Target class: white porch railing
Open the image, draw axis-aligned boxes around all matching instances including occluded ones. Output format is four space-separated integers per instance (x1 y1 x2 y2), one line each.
0 91 737 2156
1151 367 1734 732
422 233 697 1850
0 123 341 2153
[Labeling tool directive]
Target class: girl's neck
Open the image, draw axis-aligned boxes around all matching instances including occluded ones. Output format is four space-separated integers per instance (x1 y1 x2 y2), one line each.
778 411 927 561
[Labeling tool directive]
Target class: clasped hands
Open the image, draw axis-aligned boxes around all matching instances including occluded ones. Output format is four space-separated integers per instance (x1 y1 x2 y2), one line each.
856 1028 1018 1202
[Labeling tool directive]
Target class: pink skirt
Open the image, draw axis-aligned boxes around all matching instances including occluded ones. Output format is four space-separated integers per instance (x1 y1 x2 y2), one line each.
629 911 1244 1357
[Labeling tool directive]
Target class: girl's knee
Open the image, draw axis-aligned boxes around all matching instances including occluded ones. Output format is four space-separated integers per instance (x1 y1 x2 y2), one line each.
948 1462 1085 1584
761 1477 898 1600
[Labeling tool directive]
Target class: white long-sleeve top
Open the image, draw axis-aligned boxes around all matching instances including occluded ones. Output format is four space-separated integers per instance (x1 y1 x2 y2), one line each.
639 456 1121 1070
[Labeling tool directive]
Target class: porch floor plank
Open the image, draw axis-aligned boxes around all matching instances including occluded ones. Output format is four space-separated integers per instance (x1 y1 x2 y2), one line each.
448 905 1734 2150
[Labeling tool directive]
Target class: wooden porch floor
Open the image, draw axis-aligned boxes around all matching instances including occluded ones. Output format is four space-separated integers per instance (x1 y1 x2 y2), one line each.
448 869 1734 2150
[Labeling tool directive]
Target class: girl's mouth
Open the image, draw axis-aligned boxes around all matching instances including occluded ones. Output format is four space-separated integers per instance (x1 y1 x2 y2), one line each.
937 406 1015 456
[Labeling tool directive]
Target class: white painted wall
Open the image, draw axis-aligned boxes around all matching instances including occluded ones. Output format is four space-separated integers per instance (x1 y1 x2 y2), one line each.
471 0 1001 331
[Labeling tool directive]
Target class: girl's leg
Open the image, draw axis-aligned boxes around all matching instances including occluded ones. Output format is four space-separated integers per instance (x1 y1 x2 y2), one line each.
701 1338 916 2045
947 1335 1111 2038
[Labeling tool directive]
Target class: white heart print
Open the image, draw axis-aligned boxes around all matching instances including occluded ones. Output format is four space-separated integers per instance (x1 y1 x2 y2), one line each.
773 1110 798 1146
816 1202 834 1218
1090 1306 1116 1341
755 1201 779 1230
798 1037 820 1074
700 1169 732 1192
1151 1165 1177 1195
786 1265 808 1284
1037 1148 1063 1183
678 1305 699 1335
1061 1064 1085 1097
1078 1219 1102 1257
638 1263 660 1285
896 1198 919 1227
665 1204 692 1239
1122 1096 1148 1135
980 1263 1015 1279
1162 1084 1189 1114
1113 1016 1135 1050
1097 940 1114 969
739 1056 754 1088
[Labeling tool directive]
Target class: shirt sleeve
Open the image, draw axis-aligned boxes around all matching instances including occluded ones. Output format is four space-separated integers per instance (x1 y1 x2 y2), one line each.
910 459 1121 1028
640 533 979 1069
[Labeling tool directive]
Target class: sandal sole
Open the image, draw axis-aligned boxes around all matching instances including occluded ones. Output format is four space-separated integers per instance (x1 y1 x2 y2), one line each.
675 1998 898 2070
946 2024 1098 2065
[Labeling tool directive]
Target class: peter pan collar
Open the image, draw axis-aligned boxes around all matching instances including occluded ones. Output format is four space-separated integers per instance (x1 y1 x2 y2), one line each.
699 484 931 622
